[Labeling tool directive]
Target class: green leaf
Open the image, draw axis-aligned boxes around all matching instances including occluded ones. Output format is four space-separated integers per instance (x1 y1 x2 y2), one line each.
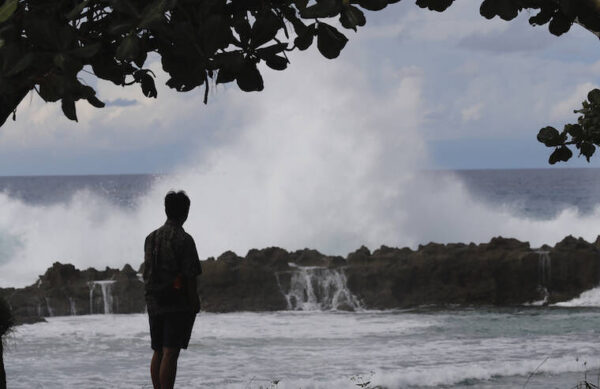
139 0 175 29
61 97 78 122
116 34 141 62
66 0 90 20
317 23 348 59
0 0 17 24
69 43 102 58
537 126 565 147
5 52 34 77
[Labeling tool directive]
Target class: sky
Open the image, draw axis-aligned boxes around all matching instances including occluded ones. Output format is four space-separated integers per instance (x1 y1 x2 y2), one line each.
3 0 600 175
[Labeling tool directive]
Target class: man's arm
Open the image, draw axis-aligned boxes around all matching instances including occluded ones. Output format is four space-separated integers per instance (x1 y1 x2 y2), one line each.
182 235 202 313
187 276 200 314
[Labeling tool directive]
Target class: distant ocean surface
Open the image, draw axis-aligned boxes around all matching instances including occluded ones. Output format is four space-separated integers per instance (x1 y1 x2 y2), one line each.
1 168 599 218
4 169 600 388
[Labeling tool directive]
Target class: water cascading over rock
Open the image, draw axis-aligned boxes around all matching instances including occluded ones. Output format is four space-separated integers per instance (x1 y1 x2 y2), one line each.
536 251 551 304
88 281 116 314
276 266 361 311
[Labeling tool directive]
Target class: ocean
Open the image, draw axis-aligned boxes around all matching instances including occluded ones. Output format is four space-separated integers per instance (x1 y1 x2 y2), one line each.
3 169 600 388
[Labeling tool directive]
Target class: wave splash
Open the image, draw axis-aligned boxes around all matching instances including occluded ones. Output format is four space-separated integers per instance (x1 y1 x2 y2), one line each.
2 57 600 287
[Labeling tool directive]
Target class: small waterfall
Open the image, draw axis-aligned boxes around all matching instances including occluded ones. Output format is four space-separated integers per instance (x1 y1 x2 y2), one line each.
69 297 77 315
88 280 116 314
276 266 361 311
44 297 54 317
536 251 551 304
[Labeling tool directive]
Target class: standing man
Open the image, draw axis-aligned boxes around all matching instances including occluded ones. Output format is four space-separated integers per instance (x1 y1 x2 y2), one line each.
143 191 202 389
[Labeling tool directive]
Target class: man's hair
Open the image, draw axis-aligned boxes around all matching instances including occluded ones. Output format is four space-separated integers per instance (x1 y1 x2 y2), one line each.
164 191 191 220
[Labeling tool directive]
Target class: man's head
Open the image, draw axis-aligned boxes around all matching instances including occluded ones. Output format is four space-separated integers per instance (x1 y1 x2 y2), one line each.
164 191 190 224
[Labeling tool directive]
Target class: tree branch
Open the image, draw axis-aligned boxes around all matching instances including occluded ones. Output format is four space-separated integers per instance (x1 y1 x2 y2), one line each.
0 87 30 128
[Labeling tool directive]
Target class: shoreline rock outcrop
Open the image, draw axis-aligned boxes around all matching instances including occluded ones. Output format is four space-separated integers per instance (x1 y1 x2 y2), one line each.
1 235 600 323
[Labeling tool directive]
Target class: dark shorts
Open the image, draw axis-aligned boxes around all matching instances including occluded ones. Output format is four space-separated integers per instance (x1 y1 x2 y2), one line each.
149 311 196 351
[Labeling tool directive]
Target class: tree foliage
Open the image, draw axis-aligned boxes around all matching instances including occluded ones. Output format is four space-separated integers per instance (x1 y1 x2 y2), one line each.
2 0 600 166
0 0 401 126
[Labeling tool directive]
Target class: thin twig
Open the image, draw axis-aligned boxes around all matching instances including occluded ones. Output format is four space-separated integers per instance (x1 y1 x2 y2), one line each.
523 356 549 388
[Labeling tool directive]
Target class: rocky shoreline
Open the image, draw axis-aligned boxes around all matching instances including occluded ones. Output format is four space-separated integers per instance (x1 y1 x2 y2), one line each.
1 235 599 323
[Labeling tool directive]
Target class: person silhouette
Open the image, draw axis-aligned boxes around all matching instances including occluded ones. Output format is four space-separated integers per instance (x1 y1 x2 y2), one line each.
143 191 202 389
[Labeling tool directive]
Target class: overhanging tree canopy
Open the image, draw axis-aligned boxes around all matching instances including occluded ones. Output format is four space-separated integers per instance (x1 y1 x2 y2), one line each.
1 0 600 163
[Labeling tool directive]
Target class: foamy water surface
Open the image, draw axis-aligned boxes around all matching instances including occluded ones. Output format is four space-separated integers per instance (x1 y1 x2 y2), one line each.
4 309 600 388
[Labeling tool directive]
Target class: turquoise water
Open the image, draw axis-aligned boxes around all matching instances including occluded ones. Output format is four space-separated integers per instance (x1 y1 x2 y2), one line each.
4 308 600 388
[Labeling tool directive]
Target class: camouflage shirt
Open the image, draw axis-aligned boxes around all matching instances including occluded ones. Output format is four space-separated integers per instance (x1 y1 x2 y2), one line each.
143 220 202 316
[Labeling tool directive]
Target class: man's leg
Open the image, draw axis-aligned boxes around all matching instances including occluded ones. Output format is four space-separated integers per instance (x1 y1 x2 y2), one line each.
151 350 162 389
159 347 180 389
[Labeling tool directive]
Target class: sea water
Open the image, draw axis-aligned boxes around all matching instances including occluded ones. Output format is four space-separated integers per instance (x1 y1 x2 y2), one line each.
5 309 600 388
3 169 600 388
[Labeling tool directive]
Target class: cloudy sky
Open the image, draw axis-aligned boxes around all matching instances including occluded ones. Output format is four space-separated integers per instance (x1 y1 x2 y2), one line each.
2 0 600 176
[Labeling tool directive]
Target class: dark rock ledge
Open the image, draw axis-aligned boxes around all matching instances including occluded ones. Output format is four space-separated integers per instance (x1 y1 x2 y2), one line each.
1 236 599 324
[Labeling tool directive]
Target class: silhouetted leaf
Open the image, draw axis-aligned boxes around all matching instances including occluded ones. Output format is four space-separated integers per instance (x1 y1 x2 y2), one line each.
38 78 62 102
251 10 281 48
415 0 454 12
317 23 348 59
565 123 583 139
580 142 595 162
549 12 572 35
300 0 339 18
537 126 562 146
588 89 600 105
549 146 573 164
256 42 288 59
216 68 236 84
529 6 555 26
294 24 316 50
236 61 263 92
340 5 366 31
356 0 388 11
265 55 288 70
61 97 78 121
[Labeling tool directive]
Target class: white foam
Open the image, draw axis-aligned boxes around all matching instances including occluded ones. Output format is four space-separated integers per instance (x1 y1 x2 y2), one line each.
6 312 600 388
555 287 600 307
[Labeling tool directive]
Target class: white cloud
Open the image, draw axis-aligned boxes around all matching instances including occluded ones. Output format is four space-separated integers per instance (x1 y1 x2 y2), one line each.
550 82 596 121
461 102 484 122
